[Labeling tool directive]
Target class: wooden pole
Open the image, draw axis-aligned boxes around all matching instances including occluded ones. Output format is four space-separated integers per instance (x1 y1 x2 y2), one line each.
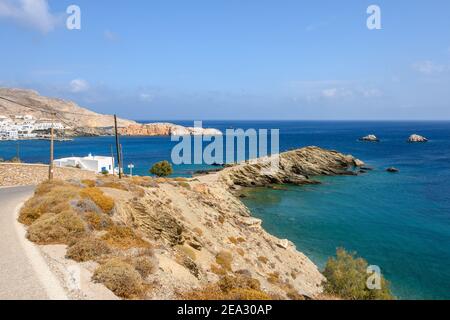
114 115 122 179
110 144 115 176
48 113 55 180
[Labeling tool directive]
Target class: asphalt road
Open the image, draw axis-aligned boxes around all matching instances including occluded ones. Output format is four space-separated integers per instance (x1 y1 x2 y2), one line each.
0 186 52 300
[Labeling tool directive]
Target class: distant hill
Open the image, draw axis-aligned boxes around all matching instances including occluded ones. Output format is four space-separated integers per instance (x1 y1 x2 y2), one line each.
0 88 135 129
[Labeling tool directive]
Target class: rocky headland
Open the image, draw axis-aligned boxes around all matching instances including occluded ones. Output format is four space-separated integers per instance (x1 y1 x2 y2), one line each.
16 146 364 300
219 147 363 188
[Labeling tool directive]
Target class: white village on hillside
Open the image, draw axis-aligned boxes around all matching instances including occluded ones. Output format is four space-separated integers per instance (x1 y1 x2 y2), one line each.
0 114 65 140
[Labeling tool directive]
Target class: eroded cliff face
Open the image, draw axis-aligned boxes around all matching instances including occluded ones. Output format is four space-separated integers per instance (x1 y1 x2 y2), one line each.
219 146 364 188
110 176 325 299
118 123 222 136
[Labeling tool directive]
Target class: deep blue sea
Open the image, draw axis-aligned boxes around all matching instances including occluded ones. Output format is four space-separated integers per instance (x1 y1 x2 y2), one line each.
1 121 449 299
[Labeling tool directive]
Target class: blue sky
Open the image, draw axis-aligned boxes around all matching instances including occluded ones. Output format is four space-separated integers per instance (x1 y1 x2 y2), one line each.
0 0 450 120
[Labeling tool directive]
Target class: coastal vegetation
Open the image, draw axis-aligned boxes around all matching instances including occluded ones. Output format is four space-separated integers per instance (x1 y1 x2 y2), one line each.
323 248 394 300
150 160 173 177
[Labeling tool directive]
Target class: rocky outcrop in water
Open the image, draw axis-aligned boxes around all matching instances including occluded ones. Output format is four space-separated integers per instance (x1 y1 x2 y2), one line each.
360 134 379 142
220 146 364 188
408 134 428 143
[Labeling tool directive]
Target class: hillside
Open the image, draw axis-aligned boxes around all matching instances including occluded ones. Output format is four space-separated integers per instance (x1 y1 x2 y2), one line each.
0 88 135 129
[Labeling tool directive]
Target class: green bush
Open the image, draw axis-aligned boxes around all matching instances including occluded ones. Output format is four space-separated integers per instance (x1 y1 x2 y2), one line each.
150 161 173 177
323 248 394 300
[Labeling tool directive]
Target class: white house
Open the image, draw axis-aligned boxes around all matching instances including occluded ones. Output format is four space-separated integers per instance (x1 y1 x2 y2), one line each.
53 154 115 174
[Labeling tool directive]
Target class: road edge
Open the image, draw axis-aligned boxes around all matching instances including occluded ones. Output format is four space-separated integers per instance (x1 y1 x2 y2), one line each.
13 201 69 300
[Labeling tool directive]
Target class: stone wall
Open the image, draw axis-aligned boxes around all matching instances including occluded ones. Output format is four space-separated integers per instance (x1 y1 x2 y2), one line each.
0 163 97 187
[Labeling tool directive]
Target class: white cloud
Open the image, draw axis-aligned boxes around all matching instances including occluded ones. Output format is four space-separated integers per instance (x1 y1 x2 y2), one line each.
70 79 89 93
321 87 353 99
412 61 446 75
0 0 60 33
361 88 382 98
139 93 155 103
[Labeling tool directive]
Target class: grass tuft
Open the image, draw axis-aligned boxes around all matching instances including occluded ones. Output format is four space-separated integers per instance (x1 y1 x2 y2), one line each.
92 258 144 298
215 251 233 271
80 187 115 213
66 236 111 262
27 210 86 244
102 225 150 249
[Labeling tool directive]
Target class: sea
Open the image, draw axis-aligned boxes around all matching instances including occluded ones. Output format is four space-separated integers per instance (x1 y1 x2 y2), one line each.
1 120 449 300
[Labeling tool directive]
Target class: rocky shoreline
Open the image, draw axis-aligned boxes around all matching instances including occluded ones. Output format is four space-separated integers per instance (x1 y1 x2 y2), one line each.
15 146 363 300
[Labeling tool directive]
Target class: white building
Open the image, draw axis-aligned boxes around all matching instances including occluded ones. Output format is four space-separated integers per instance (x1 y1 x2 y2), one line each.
53 154 115 174
34 122 65 130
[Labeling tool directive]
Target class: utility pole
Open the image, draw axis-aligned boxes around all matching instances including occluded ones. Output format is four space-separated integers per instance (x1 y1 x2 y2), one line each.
120 144 124 175
114 115 122 179
48 112 55 180
110 144 115 176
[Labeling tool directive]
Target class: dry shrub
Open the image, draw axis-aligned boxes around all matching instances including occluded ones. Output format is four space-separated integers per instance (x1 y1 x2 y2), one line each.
267 272 280 284
102 182 128 191
216 251 233 271
218 215 225 224
258 256 269 264
27 210 86 244
176 245 197 261
174 177 188 182
236 248 245 257
182 286 271 300
81 179 96 187
211 264 227 276
84 212 113 230
19 183 80 225
66 236 111 262
80 187 115 213
129 255 157 278
34 179 67 196
92 258 144 298
182 275 270 300
130 176 153 187
286 289 306 300
102 225 150 249
228 237 238 244
218 275 261 292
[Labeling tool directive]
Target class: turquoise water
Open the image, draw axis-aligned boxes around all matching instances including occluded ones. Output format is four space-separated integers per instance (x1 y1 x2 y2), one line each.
1 121 449 299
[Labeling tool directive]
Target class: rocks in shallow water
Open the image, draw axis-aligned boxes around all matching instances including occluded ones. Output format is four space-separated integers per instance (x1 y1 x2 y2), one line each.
386 167 399 173
353 159 365 167
408 134 428 143
360 134 379 142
